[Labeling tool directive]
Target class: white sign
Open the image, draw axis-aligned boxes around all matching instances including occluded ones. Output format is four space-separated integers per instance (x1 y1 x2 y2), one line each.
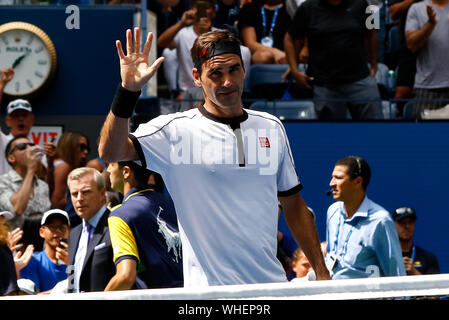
30 125 63 146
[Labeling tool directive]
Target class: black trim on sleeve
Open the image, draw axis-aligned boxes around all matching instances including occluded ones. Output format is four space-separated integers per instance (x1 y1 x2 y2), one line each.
278 183 303 197
128 133 147 169
111 83 142 118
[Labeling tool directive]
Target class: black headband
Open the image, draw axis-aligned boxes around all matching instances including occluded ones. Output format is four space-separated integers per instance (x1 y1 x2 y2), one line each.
195 39 243 69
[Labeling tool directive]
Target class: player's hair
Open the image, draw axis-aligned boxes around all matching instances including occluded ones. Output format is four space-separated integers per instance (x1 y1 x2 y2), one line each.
191 29 242 75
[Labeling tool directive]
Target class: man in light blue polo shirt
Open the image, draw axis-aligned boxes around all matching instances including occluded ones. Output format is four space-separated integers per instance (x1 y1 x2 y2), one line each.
326 156 406 279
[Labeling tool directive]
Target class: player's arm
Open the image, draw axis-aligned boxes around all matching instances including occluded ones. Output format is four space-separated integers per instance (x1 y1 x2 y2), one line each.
99 28 164 163
104 259 137 291
279 193 331 280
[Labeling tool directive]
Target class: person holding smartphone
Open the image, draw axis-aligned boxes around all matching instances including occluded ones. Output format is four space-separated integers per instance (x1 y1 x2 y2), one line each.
158 0 251 100
19 209 70 294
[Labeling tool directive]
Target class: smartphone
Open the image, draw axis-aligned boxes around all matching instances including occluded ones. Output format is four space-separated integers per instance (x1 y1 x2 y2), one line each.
196 1 208 20
59 237 68 249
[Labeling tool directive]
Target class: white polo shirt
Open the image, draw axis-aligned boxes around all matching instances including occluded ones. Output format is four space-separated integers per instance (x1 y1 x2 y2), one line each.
130 106 302 287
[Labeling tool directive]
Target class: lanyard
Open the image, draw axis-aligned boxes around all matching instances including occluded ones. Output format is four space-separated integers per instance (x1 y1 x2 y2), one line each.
411 245 416 262
333 215 354 258
261 6 279 37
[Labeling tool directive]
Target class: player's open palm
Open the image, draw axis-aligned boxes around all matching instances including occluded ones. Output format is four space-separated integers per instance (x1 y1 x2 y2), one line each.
116 27 165 92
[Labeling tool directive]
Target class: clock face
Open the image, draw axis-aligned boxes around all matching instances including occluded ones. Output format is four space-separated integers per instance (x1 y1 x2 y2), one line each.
0 22 56 97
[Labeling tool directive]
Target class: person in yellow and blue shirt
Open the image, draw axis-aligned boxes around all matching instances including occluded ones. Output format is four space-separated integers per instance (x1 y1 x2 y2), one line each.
104 161 183 290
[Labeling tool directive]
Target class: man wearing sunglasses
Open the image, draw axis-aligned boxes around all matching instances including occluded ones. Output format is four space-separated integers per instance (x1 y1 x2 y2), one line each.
0 135 51 232
393 207 440 275
0 99 56 179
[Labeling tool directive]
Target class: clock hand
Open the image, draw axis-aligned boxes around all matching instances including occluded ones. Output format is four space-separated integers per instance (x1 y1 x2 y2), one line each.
12 51 31 69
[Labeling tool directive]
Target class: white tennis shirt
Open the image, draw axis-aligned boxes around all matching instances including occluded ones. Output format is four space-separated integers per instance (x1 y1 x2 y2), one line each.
130 105 302 287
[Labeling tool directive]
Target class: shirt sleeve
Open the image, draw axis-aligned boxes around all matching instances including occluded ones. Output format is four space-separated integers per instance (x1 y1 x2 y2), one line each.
108 216 140 264
373 218 407 277
19 255 40 291
0 176 15 213
405 3 420 32
237 3 256 31
287 2 307 38
129 114 178 176
276 121 302 196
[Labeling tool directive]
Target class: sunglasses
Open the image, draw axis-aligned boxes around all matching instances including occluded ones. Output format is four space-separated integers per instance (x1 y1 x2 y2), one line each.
395 207 415 215
44 223 69 233
80 143 90 153
9 142 35 154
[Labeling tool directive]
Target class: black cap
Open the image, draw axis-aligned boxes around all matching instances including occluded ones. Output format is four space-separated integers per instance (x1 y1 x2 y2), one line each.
393 207 417 221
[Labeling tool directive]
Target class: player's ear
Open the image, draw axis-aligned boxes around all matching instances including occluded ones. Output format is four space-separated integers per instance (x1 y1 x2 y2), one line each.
193 68 202 87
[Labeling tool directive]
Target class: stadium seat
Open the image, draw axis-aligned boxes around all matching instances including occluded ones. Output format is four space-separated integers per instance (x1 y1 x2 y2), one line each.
249 100 317 120
387 25 400 56
275 100 317 120
402 100 415 120
246 64 289 92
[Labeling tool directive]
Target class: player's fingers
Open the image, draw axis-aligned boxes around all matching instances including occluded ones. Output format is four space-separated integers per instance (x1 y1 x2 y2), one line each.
116 40 125 60
134 27 141 54
126 28 133 55
142 32 153 58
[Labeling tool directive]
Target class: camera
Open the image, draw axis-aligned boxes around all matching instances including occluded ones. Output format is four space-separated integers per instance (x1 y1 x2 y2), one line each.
196 1 209 20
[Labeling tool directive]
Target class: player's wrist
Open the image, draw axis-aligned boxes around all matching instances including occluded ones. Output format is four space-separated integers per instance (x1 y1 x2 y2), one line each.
111 83 141 118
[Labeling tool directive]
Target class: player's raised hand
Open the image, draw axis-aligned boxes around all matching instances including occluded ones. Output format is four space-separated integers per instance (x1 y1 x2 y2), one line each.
116 27 165 92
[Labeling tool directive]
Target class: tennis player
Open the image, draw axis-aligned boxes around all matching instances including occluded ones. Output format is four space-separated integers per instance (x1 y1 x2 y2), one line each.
99 27 330 287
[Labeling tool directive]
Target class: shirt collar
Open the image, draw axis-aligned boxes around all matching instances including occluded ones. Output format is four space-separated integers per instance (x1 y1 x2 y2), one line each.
198 105 248 127
340 195 370 223
123 184 156 201
84 206 107 230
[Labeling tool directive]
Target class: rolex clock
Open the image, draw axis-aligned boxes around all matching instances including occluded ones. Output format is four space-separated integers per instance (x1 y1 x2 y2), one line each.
0 22 57 97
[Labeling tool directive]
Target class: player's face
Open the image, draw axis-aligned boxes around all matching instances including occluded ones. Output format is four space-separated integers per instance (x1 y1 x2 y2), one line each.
196 53 245 114
68 173 106 221
329 165 355 201
395 217 415 241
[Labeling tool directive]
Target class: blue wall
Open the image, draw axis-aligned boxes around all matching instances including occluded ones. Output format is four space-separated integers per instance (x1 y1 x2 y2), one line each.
279 121 449 274
0 5 136 115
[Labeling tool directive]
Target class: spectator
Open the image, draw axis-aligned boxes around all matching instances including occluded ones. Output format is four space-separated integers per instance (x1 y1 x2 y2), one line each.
0 211 20 296
158 0 251 99
0 135 52 250
238 0 291 64
1 99 56 179
20 209 70 293
326 156 406 279
67 167 115 292
0 211 34 296
0 68 15 176
388 0 423 117
284 0 383 120
105 161 183 290
393 206 440 275
51 132 90 228
290 241 327 282
99 28 330 286
405 0 449 118
290 248 312 281
214 0 241 32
